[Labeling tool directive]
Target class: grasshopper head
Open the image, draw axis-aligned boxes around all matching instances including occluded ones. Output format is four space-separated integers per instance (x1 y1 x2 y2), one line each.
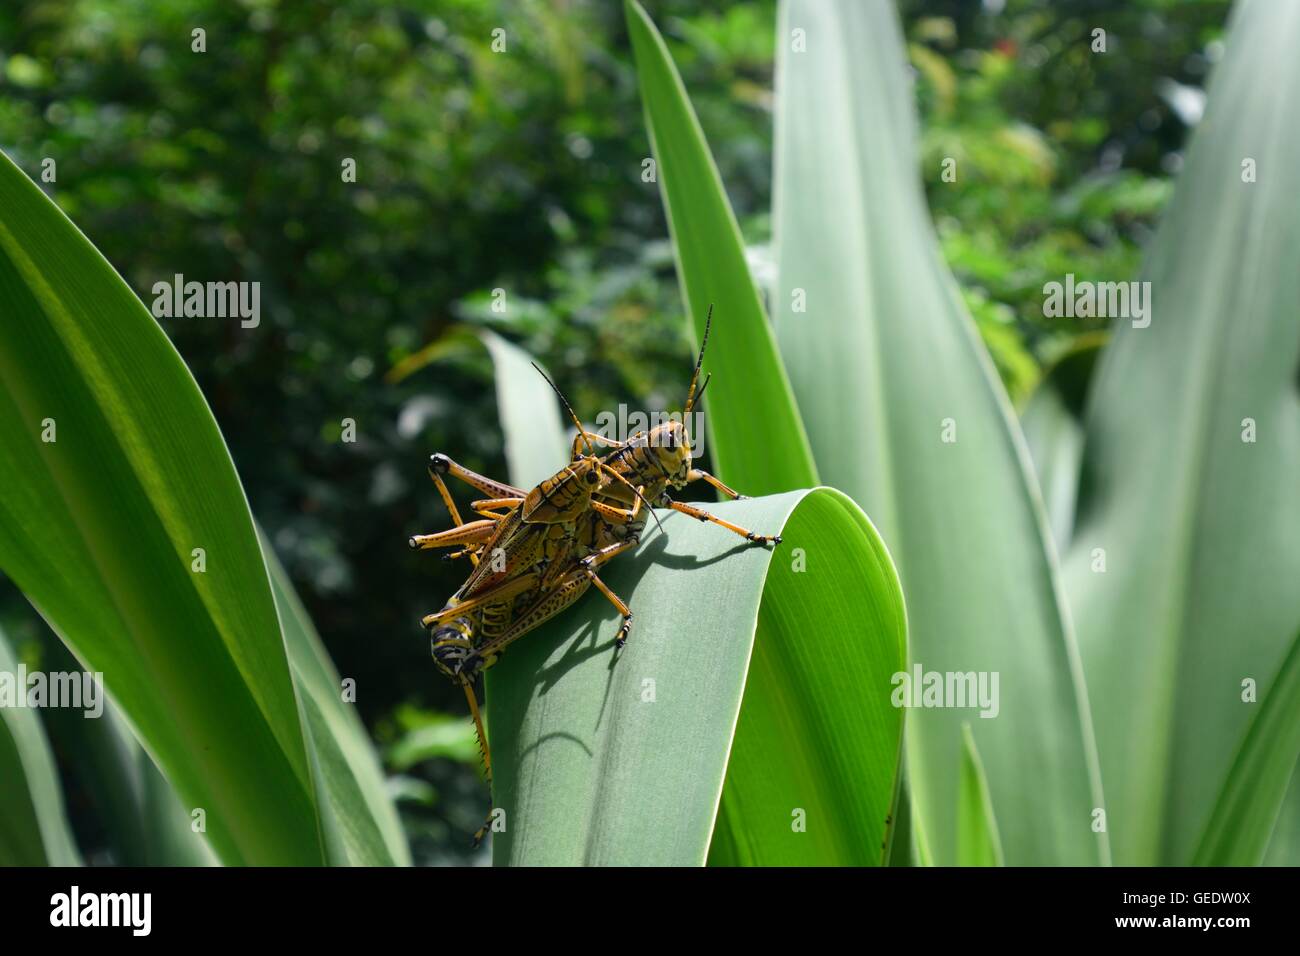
430 619 481 680
641 418 693 488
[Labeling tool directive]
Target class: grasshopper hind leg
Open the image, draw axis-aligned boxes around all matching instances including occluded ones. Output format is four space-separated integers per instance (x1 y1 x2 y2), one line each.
461 680 496 849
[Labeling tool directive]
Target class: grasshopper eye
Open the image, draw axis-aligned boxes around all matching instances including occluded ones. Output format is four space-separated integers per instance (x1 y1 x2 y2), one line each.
585 470 599 485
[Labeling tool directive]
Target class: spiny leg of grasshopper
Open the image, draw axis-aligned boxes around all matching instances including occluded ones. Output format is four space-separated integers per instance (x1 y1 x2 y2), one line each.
460 679 495 848
439 498 520 563
470 555 627 668
435 509 517 563
426 453 525 567
427 570 550 849
470 497 522 519
577 489 650 645
470 511 644 665
419 569 541 630
408 518 498 552
665 498 782 545
579 538 640 646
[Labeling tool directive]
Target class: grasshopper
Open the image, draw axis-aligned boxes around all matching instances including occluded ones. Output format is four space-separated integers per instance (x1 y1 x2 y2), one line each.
563 306 780 650
407 440 639 776
409 307 780 844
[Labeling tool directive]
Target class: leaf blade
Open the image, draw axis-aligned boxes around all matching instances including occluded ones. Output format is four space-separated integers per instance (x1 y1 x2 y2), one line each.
1064 0 1300 865
957 723 1004 867
0 148 323 865
1193 629 1300 866
487 489 905 866
625 0 817 496
0 626 81 866
772 0 1106 864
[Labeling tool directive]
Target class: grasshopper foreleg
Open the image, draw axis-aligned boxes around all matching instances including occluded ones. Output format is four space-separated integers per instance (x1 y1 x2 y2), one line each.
578 538 640 646
665 498 782 545
570 429 626 460
685 468 748 501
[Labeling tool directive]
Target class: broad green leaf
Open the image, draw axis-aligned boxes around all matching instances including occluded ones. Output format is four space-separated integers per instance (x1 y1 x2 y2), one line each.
1063 0 1300 865
262 531 412 866
30 536 407 868
0 148 324 865
1263 770 1300 866
470 322 904 865
886 774 918 866
1193 630 1300 866
772 0 1105 864
488 489 906 866
1019 335 1104 550
479 330 568 489
957 724 1004 867
625 0 818 496
0 625 81 866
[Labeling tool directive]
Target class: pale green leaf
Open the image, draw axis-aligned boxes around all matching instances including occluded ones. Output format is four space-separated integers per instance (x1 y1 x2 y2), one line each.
0 625 81 866
625 0 817 496
957 723 1004 867
488 489 906 866
771 0 1106 864
1194 630 1300 865
1064 0 1300 865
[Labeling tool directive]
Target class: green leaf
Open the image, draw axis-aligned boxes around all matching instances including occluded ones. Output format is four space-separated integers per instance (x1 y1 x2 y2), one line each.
771 0 1105 864
625 0 817 496
1063 0 1300 865
1019 334 1104 550
263 531 413 866
0 148 323 865
487 489 906 866
886 774 918 866
1263 771 1300 866
1193 630 1300 866
35 633 215 866
957 724 1004 867
0 625 81 866
478 330 569 489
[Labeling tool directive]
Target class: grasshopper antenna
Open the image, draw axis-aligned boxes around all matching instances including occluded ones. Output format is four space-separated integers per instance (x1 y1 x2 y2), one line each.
683 304 713 416
530 361 594 457
692 372 712 407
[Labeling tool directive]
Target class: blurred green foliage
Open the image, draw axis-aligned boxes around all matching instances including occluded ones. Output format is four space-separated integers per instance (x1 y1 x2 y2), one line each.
0 0 1227 863
906 0 1229 399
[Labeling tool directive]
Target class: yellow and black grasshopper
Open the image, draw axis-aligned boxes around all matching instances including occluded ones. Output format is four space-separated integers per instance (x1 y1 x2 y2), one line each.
565 307 782 624
408 307 780 842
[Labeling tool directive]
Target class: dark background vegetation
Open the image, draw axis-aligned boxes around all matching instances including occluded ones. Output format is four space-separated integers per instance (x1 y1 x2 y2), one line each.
0 0 1229 863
